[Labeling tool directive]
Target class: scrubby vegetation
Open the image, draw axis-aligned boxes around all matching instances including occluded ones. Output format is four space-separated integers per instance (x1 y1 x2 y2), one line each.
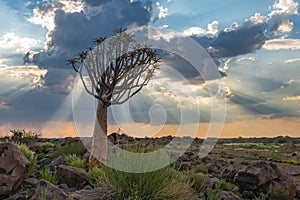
0 130 299 199
67 154 87 169
40 168 59 185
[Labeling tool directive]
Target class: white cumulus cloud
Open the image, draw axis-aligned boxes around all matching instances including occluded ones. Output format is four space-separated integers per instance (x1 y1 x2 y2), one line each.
262 38 300 50
0 32 43 54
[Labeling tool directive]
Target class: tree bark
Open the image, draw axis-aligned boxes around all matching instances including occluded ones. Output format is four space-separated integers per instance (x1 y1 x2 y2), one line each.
88 100 108 169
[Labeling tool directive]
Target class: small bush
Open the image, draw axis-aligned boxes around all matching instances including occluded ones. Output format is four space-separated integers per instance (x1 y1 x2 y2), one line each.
55 143 86 157
107 167 196 200
254 193 268 200
271 188 294 200
87 167 110 187
92 147 196 200
10 129 40 142
40 142 55 152
201 188 221 200
40 168 58 185
240 160 250 165
285 159 300 165
67 154 87 169
194 165 208 174
220 180 238 192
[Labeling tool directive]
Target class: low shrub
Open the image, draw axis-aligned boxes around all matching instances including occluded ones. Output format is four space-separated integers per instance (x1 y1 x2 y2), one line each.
16 143 37 175
106 167 196 200
39 142 55 152
67 154 87 169
55 143 86 157
40 168 58 185
92 148 196 200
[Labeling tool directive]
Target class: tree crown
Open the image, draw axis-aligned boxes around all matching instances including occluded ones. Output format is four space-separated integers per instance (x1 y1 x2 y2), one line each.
67 28 160 106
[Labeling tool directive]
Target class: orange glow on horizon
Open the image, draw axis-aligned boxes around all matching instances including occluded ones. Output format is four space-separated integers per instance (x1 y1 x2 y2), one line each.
1 118 299 138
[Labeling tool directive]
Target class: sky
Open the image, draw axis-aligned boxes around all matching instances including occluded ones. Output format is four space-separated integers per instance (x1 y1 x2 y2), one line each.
0 0 299 138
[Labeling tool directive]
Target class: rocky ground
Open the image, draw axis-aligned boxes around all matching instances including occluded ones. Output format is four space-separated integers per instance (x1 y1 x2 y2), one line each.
0 133 299 200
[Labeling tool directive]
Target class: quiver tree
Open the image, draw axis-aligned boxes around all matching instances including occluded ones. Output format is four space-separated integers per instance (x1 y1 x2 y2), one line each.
67 28 160 168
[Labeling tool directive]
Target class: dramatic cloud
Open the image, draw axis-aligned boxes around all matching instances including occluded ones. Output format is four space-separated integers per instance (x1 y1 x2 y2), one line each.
24 0 153 95
191 21 267 62
268 0 299 35
26 0 152 69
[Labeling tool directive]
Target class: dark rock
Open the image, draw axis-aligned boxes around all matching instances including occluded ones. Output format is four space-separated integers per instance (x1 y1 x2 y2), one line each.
0 143 30 198
270 162 286 181
28 142 43 152
218 191 240 200
24 178 39 186
203 174 220 190
221 166 239 183
47 154 68 171
296 187 300 199
38 157 51 167
56 165 87 188
291 152 297 157
58 183 69 191
30 180 68 200
234 162 290 197
206 163 219 173
6 191 27 200
234 162 286 191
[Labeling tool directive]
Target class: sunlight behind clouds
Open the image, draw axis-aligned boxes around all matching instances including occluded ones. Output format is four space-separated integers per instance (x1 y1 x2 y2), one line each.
0 32 43 54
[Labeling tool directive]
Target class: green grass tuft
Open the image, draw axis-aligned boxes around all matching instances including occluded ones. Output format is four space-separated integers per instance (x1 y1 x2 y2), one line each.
67 154 87 169
16 143 37 175
40 168 58 185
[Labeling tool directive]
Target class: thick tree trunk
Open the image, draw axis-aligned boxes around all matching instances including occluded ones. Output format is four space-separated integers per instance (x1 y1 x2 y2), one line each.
88 100 108 169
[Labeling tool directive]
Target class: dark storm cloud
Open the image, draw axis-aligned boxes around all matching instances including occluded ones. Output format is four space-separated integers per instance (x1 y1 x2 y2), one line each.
23 0 153 92
192 22 268 60
25 0 152 69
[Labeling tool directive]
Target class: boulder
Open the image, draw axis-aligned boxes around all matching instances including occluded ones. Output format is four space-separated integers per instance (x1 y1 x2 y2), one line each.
233 162 292 198
0 143 30 198
30 180 68 200
218 191 240 200
234 162 286 191
56 165 87 188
